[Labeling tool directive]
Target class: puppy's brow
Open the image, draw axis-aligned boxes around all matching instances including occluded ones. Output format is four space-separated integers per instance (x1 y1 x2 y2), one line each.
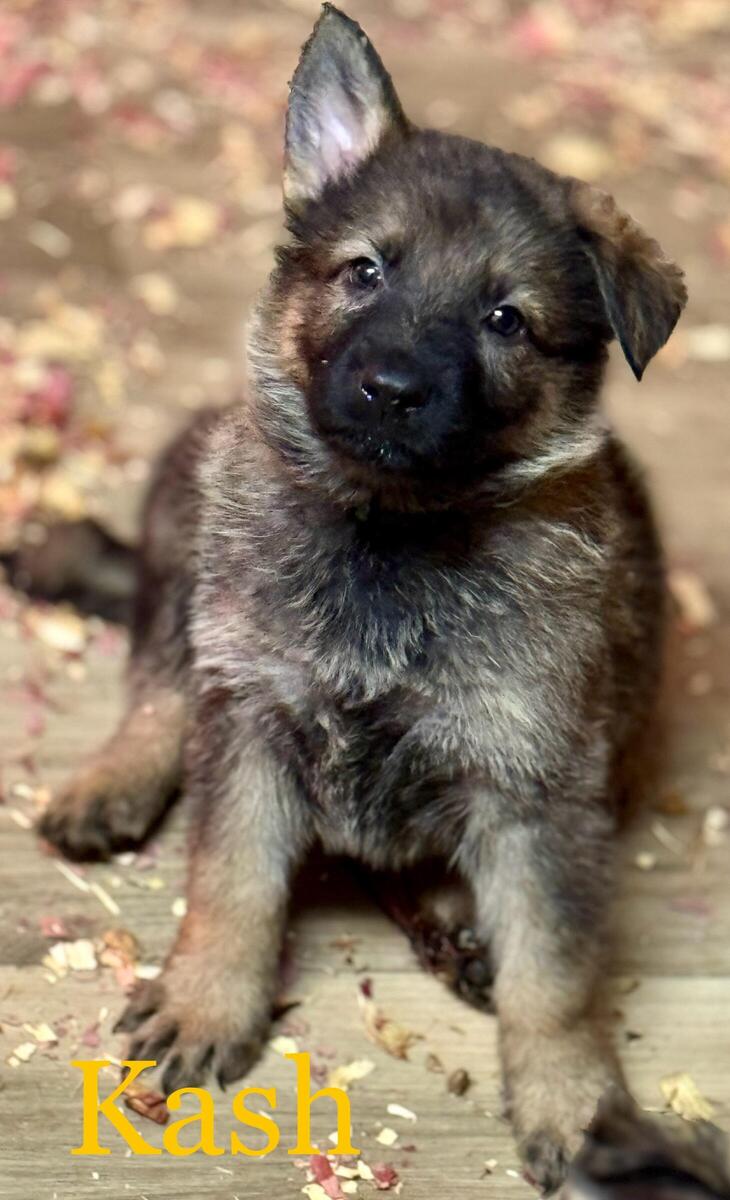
332 238 381 263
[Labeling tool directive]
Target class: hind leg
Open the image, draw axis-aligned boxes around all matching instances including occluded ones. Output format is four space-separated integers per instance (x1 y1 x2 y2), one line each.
39 563 188 861
39 682 185 860
364 863 494 1010
38 415 213 860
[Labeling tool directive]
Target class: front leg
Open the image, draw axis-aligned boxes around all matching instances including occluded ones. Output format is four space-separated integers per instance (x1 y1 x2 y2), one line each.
465 805 625 1194
115 690 307 1093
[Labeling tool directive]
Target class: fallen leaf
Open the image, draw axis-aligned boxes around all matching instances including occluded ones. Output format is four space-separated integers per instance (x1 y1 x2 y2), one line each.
124 1082 169 1125
328 1057 375 1091
80 1022 101 1048
270 1034 298 1056
702 807 728 847
98 928 139 990
23 1022 57 1044
447 1067 471 1095
541 133 612 180
309 1155 345 1200
25 606 87 654
131 272 180 315
669 569 717 633
28 220 72 258
144 196 222 251
372 1163 400 1191
0 181 17 219
43 937 97 975
685 325 730 363
635 851 657 871
660 1072 715 1121
39 915 70 939
8 1041 37 1064
358 984 421 1061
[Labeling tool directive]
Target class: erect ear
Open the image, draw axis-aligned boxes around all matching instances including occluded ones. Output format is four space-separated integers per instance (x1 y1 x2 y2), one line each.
284 4 409 214
571 181 687 380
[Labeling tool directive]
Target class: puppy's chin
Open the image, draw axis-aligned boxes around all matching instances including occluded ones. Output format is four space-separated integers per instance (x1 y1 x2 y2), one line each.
315 425 514 515
317 425 426 478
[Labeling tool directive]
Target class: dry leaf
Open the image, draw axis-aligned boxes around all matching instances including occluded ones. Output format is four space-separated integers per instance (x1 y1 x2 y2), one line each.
328 1057 375 1091
660 1072 715 1121
25 606 87 653
270 1035 298 1056
9 1041 37 1064
131 272 179 315
98 928 139 989
24 1022 57 1044
124 1082 169 1125
144 196 221 251
702 807 728 847
541 133 612 181
372 1164 400 1191
635 852 657 871
685 325 730 363
447 1067 471 1095
358 988 421 1060
43 937 97 975
669 569 717 633
16 305 103 361
0 181 17 219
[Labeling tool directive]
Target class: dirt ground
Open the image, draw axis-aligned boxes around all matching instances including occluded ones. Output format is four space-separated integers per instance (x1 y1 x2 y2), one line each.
0 1 729 1198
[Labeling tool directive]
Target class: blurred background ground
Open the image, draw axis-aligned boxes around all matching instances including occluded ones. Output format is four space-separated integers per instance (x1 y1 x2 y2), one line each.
0 1 729 1198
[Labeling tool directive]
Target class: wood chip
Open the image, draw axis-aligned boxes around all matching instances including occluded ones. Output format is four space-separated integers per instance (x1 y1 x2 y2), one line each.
89 880 121 916
386 1103 416 1121
9 1041 37 1063
54 860 91 893
23 1022 57 1044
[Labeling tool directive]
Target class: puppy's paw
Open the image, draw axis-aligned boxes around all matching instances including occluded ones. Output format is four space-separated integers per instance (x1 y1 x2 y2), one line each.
519 1128 573 1195
39 769 167 861
505 1028 624 1195
114 968 269 1093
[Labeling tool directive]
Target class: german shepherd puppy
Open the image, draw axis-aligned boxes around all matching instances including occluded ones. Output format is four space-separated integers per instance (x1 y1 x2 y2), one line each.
36 5 686 1189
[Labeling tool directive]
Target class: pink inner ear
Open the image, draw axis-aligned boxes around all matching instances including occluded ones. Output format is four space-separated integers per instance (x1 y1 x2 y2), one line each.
315 87 374 185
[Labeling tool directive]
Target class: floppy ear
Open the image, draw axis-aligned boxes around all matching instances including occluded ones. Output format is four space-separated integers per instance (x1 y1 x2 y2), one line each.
284 4 409 214
571 181 687 380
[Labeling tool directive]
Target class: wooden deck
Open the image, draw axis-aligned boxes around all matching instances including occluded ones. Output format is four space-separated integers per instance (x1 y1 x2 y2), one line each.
1 2 729 1197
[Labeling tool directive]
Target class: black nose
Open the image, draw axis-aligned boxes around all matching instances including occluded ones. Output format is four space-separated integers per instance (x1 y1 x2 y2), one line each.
359 365 427 414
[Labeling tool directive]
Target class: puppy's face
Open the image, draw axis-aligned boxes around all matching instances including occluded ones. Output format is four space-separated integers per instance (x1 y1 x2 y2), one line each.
250 5 686 506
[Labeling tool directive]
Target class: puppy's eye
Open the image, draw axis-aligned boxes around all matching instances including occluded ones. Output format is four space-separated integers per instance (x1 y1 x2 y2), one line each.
346 257 383 291
485 305 524 337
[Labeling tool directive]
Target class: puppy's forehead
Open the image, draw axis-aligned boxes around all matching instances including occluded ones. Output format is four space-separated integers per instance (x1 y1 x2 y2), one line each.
325 132 573 291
